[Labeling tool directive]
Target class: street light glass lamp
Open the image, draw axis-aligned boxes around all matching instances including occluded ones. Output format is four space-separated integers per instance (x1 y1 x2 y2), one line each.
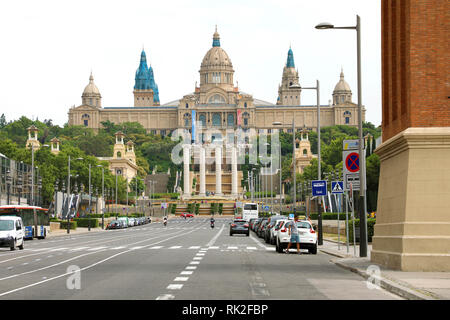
315 22 334 29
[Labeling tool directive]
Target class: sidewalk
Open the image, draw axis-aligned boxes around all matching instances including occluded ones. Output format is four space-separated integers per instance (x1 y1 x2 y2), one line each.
47 227 106 238
320 238 450 300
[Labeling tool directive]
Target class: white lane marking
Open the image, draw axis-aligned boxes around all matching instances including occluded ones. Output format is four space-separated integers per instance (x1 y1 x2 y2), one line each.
196 253 205 256
0 226 202 297
50 248 69 251
189 246 200 249
69 247 90 252
174 277 189 282
156 294 175 300
193 257 203 260
208 246 219 250
180 271 193 275
189 261 200 265
88 247 107 251
167 284 183 290
206 223 225 247
185 266 197 270
228 246 238 250
130 246 144 250
249 233 273 250
149 246 163 250
110 246 126 250
34 259 41 262
169 246 182 249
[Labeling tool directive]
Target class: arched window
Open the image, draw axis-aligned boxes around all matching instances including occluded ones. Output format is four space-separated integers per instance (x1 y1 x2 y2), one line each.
116 152 122 159
82 114 90 127
244 102 247 108
199 114 206 127
185 103 189 108
242 112 250 127
212 113 221 127
208 94 226 104
303 149 308 155
227 114 234 127
344 111 351 124
183 113 191 127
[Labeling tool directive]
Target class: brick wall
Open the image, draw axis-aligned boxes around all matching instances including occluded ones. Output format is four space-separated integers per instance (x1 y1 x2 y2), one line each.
382 0 449 141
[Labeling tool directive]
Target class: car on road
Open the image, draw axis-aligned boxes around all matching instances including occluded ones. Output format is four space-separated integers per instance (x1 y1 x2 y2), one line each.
257 219 268 238
263 215 285 244
106 220 121 230
251 218 262 232
229 219 250 236
0 216 25 251
275 220 317 254
272 218 289 245
180 213 194 218
248 218 257 230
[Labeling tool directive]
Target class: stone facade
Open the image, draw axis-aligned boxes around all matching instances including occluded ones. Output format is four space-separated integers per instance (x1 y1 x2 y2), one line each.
372 0 450 271
68 29 364 136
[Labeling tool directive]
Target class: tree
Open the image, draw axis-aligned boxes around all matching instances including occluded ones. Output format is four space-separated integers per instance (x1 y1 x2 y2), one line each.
0 114 6 129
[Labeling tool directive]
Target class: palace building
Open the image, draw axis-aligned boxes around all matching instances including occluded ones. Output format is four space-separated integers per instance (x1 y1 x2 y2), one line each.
67 27 365 199
68 28 364 137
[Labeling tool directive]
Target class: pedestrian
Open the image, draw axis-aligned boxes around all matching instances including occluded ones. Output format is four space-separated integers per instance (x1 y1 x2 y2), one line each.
285 218 301 254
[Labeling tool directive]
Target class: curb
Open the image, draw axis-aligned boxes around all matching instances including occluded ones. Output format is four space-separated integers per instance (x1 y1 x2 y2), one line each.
331 259 438 300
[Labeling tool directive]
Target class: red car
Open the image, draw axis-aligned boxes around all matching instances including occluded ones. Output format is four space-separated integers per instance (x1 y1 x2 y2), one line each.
180 213 194 218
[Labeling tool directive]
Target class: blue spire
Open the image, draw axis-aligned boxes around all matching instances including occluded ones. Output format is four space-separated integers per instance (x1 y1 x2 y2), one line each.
134 50 151 90
212 25 220 47
286 47 295 68
148 65 160 103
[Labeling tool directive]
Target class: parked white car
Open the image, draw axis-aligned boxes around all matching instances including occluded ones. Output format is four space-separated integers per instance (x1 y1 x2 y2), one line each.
0 216 25 251
275 220 317 254
270 218 289 245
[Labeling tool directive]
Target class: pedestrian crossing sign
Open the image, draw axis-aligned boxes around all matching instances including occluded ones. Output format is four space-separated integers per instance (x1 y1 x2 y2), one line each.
331 181 344 194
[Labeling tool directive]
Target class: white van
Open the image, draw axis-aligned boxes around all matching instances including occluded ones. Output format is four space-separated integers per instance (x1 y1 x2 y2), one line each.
242 203 258 222
0 216 25 251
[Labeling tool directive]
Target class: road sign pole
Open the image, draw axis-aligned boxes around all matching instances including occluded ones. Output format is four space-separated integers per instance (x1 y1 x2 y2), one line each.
338 193 340 250
351 190 356 256
346 190 349 253
318 197 323 245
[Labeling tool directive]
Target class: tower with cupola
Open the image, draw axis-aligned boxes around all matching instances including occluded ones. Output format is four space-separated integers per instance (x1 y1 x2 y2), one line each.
277 47 301 106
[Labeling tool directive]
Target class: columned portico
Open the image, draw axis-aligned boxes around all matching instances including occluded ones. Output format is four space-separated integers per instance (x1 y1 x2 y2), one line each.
215 146 223 195
183 145 191 197
199 146 206 196
231 146 238 197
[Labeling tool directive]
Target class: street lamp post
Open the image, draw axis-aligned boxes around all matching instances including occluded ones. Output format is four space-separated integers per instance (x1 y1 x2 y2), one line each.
315 15 367 257
97 165 105 229
88 163 91 231
272 121 282 214
292 80 322 243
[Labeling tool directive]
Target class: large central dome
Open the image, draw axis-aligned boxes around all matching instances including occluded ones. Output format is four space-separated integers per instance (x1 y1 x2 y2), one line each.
201 28 233 69
199 27 235 93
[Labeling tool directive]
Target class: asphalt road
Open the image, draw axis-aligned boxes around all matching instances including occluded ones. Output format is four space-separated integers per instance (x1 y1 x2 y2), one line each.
0 217 401 300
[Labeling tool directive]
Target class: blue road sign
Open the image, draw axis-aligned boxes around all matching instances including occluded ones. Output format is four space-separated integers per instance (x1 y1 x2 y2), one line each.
264 205 270 212
331 181 344 194
311 180 327 196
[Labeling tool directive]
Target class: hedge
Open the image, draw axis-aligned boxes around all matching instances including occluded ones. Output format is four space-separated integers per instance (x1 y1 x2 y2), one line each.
59 220 77 230
347 218 376 243
74 218 99 228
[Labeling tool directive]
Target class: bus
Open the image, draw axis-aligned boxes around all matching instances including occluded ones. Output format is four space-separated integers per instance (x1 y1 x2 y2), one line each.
242 203 258 222
0 205 49 239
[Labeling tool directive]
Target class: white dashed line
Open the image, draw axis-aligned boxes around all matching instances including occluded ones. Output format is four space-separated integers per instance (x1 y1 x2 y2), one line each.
189 246 201 249
156 294 175 300
180 271 193 275
193 257 203 260
167 284 183 290
149 246 163 250
185 266 197 270
169 246 182 249
189 261 200 265
174 277 189 282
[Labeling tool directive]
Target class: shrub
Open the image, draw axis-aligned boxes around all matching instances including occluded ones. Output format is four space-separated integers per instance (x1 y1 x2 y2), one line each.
218 203 223 215
195 203 200 215
59 220 77 230
74 218 99 228
347 218 376 243
171 204 177 214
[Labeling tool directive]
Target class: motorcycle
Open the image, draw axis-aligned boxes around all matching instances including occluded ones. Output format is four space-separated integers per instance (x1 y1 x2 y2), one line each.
210 221 215 229
163 220 167 227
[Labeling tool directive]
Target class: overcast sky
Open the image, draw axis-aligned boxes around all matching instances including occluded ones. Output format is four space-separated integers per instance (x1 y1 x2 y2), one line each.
0 0 381 127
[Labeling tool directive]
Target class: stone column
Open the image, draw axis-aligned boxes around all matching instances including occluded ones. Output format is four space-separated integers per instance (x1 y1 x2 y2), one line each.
215 146 222 195
231 146 238 197
183 145 190 197
199 146 206 196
